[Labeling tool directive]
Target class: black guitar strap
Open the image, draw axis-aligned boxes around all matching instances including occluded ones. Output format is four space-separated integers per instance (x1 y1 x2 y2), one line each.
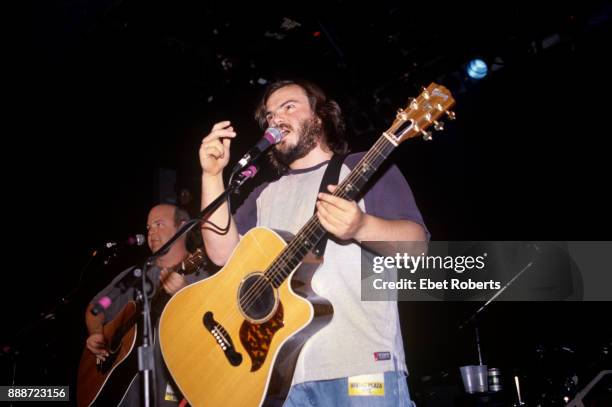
312 154 346 258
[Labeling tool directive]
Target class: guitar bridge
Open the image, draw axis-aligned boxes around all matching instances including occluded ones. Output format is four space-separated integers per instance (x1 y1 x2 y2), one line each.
203 311 243 366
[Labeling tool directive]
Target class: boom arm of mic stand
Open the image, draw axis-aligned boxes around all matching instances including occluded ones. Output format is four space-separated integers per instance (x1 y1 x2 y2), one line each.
458 242 541 331
458 259 536 331
147 165 258 263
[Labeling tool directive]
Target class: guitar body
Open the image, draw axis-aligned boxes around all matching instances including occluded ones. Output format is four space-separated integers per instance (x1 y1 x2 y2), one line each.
159 227 333 407
77 301 138 407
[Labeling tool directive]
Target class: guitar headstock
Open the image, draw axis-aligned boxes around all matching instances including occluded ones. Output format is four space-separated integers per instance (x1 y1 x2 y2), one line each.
385 83 455 144
177 247 207 275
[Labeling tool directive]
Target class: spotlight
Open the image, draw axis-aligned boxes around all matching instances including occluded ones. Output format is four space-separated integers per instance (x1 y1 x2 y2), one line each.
466 58 488 80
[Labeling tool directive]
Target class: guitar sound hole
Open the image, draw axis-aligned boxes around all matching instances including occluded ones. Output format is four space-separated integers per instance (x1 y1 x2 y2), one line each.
238 273 277 323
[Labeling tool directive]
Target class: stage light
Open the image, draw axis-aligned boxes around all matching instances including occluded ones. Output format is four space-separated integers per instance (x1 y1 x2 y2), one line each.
466 59 488 80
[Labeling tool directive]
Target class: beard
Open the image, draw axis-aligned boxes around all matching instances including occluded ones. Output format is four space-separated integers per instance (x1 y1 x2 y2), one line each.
267 116 322 174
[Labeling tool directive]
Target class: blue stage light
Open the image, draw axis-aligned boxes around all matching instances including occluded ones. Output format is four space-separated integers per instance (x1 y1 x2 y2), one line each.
467 59 488 80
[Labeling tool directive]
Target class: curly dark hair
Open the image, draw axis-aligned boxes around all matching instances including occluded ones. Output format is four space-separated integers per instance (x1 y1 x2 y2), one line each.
254 79 349 155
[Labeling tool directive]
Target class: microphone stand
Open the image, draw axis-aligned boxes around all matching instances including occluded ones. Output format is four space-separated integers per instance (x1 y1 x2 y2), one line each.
457 243 540 399
134 165 259 407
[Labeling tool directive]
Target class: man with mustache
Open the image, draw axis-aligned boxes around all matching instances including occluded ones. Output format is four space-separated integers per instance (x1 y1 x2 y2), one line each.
200 79 427 406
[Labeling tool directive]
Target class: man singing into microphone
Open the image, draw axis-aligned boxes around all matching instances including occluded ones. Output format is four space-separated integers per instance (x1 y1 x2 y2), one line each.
84 203 208 406
200 79 427 406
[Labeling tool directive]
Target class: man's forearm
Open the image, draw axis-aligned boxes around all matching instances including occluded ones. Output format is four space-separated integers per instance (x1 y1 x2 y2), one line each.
201 174 240 265
355 216 428 257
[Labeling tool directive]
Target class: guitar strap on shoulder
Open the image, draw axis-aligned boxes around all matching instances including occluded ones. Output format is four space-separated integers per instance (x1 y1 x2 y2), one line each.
312 153 346 258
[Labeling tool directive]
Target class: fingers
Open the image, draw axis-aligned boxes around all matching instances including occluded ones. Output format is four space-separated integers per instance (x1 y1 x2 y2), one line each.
316 200 345 230
316 207 350 240
211 121 232 131
200 121 236 165
89 340 107 353
96 353 108 362
316 190 364 240
201 139 229 160
317 191 353 211
202 143 224 160
210 121 236 136
162 280 175 294
163 281 181 294
86 335 109 360
222 136 231 150
203 121 236 145
161 271 186 294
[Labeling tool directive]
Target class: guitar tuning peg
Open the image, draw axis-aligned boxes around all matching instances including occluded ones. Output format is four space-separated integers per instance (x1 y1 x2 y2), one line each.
433 120 444 131
421 130 433 141
446 111 456 120
408 98 418 109
396 109 408 121
421 87 430 100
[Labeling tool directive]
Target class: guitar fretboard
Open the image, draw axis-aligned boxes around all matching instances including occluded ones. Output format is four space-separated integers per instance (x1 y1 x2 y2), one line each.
264 135 397 287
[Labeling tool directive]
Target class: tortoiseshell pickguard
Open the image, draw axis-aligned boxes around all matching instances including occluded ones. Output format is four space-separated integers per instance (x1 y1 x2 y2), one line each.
239 302 284 372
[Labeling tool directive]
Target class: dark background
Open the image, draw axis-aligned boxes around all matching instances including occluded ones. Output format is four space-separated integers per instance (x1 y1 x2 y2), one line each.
7 1 612 405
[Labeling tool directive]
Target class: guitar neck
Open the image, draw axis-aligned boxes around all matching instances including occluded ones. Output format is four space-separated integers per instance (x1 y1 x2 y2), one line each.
147 248 207 325
264 135 397 286
264 82 456 288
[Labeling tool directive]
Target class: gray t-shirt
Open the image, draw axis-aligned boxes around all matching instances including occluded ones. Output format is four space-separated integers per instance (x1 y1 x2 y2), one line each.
234 152 427 384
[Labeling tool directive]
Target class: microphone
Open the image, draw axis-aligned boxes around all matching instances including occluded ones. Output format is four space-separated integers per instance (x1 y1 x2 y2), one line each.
104 234 146 249
232 127 283 173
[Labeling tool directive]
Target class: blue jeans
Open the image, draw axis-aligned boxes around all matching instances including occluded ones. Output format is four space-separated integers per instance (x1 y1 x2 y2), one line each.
283 371 414 407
